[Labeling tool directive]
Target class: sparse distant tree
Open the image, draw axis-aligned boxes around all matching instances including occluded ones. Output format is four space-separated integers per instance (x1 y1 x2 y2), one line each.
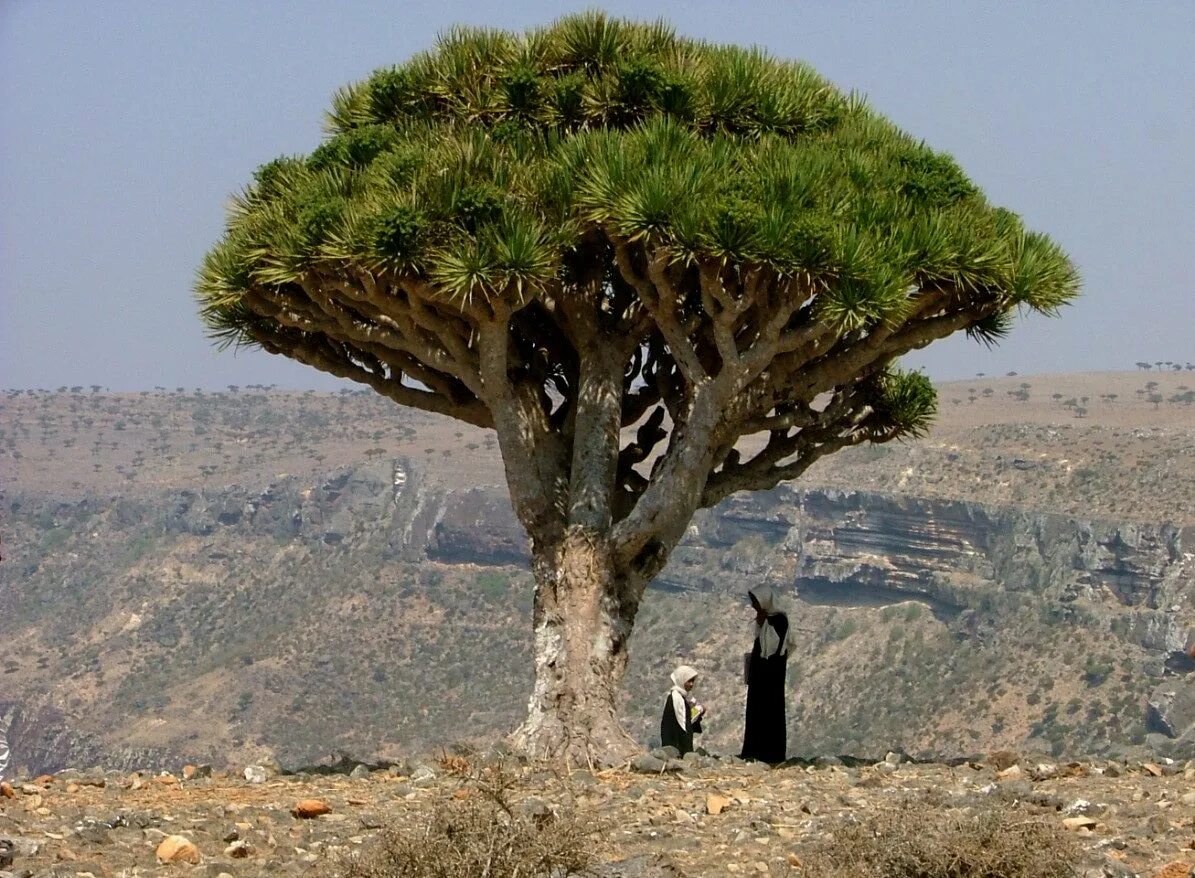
196 14 1078 763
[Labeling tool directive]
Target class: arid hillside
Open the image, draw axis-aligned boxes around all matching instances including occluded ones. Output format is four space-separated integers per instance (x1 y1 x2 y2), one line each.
2 369 1192 522
0 370 1191 776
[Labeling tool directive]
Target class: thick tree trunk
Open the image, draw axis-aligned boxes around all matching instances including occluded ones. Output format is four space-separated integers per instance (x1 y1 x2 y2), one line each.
509 530 641 766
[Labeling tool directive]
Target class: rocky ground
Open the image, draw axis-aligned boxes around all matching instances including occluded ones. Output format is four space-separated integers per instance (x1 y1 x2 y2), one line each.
3 750 1195 878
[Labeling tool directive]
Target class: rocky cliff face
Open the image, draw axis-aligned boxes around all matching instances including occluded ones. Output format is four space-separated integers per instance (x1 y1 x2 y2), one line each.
2 459 1191 772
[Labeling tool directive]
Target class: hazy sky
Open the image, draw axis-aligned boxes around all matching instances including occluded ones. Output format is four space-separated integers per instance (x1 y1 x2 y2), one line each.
2 0 1192 391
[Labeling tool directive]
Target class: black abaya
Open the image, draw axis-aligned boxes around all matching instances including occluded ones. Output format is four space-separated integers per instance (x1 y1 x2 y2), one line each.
741 612 788 763
660 691 702 755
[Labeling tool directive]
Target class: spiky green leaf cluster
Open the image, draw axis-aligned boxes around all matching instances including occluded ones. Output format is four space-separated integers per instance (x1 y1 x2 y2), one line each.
864 368 938 440
198 11 1078 342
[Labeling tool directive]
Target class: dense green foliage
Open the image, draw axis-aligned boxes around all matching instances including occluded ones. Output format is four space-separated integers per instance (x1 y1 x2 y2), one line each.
198 12 1077 345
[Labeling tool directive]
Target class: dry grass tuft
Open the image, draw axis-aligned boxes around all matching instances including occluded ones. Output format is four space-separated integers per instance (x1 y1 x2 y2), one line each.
330 765 595 878
800 802 1080 878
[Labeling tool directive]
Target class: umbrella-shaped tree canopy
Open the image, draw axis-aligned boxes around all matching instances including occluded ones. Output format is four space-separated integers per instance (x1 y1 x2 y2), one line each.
198 12 1077 764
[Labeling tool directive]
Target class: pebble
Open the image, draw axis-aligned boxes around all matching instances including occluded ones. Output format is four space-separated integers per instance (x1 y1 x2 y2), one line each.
224 839 251 858
155 835 201 864
291 799 332 819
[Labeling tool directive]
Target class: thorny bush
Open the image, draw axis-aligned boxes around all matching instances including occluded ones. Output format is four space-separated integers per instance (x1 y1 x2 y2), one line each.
800 801 1080 878
330 764 596 878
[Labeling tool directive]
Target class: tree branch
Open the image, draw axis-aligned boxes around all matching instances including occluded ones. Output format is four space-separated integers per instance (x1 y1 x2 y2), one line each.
248 324 492 427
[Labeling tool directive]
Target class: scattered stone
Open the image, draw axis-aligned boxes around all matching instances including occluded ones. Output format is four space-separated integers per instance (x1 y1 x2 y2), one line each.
1154 864 1193 878
410 765 436 784
155 773 178 785
1030 763 1060 781
1143 763 1164 778
224 839 251 858
181 764 211 781
10 755 1195 875
243 765 268 784
1028 791 1064 811
72 827 111 846
997 765 1024 780
349 764 370 780
0 784 12 799
988 750 1020 771
706 794 731 816
1065 799 1108 818
291 799 332 819
631 755 667 774
155 835 201 864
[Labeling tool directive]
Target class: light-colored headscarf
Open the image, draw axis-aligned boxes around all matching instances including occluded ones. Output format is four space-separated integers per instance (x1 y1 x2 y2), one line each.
749 585 798 659
668 665 698 728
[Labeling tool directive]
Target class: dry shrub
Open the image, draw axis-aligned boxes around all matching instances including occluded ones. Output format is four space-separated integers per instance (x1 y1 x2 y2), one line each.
800 803 1079 878
331 765 595 878
437 754 471 776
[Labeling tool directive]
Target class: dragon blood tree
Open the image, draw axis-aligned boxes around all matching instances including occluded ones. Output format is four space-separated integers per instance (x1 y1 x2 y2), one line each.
197 13 1077 764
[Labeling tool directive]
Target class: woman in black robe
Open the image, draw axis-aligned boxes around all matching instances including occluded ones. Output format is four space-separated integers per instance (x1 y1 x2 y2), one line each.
740 585 793 763
660 665 704 755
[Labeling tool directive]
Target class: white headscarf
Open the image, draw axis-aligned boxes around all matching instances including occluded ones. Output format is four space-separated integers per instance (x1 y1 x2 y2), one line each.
749 585 797 659
669 665 698 728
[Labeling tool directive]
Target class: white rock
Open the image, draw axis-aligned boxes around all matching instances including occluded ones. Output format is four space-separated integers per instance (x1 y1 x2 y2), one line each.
243 765 268 784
